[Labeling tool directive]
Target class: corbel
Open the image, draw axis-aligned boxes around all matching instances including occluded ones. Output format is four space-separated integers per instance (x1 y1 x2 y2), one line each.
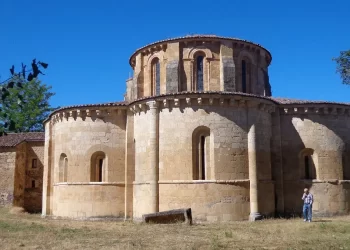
163 99 169 108
209 98 214 105
139 103 147 112
62 112 68 121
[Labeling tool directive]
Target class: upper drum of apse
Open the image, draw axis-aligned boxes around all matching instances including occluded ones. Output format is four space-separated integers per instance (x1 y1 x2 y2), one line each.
125 35 272 101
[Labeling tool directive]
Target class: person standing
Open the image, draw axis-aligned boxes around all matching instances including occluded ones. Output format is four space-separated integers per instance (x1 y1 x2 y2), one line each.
302 188 313 222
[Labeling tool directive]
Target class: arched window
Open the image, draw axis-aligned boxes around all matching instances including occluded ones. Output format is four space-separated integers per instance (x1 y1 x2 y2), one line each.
91 152 106 182
242 60 247 93
193 52 206 92
196 56 204 91
59 153 68 182
151 58 160 95
192 127 210 180
299 149 316 179
241 58 251 93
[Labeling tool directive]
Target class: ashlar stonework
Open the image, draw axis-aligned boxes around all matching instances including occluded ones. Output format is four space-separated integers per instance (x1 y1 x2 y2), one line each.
8 35 348 222
0 133 44 212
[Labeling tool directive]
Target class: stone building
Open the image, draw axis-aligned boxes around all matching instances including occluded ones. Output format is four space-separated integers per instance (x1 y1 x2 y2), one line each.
41 35 350 222
0 132 44 212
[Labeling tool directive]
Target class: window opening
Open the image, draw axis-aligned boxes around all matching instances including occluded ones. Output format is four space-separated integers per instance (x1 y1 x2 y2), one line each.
196 56 204 91
242 60 247 93
98 158 103 182
152 59 160 95
32 159 37 168
200 136 206 180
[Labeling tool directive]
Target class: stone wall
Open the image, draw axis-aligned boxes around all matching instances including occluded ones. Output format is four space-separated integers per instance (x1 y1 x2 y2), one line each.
0 148 16 206
13 143 26 207
53 183 124 218
46 107 127 218
159 182 250 222
24 141 44 213
0 141 44 211
158 100 249 181
131 95 275 221
133 104 153 218
128 37 271 100
279 106 350 215
124 112 135 219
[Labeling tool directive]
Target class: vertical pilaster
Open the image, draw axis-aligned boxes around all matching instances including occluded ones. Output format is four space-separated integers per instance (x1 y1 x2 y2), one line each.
247 102 262 221
166 43 180 93
147 101 159 213
133 53 143 99
124 110 135 220
247 102 274 221
271 110 284 215
42 121 51 216
248 122 262 221
220 41 235 92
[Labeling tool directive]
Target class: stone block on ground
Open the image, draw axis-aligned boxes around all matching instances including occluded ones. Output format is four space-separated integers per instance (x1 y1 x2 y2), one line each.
142 208 192 225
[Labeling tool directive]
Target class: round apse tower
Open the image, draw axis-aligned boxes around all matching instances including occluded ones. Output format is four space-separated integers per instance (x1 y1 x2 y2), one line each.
125 35 272 101
128 35 276 222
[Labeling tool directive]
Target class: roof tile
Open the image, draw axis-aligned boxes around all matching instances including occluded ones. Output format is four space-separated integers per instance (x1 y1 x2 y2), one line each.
0 132 45 147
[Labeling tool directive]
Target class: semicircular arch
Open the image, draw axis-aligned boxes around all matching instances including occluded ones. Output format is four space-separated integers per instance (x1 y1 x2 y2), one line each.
238 50 256 65
186 47 213 60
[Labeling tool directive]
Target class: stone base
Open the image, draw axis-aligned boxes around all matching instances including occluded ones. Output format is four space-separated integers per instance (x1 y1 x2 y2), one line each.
142 208 192 225
249 212 263 221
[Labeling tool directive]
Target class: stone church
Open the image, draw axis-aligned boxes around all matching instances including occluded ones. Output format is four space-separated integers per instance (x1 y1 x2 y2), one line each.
2 35 350 222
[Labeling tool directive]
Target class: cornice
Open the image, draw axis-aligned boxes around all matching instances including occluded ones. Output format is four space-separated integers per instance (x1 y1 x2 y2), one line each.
50 107 126 125
279 105 350 116
128 94 275 115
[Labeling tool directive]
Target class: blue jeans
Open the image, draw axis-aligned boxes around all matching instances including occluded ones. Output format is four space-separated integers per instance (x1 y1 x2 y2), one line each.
303 204 312 221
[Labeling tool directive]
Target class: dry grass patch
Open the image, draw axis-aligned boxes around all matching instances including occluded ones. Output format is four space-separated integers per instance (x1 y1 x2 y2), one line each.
9 206 28 215
0 207 350 249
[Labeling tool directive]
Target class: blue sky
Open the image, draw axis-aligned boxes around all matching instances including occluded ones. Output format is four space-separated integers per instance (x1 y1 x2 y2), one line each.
0 0 349 108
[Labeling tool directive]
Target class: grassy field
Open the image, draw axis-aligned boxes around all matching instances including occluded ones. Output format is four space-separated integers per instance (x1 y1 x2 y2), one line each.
0 207 350 250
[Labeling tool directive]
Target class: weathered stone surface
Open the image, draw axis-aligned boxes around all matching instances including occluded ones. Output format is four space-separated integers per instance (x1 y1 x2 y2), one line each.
142 208 192 224
221 57 235 92
0 149 16 206
0 139 44 212
33 35 350 223
166 60 179 94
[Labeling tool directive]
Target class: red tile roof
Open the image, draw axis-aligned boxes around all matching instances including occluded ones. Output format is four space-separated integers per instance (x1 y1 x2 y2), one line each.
272 97 350 106
0 132 44 147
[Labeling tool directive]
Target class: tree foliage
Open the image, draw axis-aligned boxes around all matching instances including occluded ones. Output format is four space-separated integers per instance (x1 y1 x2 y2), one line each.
0 59 50 135
333 50 350 85
0 79 56 132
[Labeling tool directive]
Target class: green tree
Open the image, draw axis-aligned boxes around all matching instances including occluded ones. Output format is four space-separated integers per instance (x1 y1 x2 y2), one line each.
0 79 56 132
0 59 50 134
333 50 350 85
